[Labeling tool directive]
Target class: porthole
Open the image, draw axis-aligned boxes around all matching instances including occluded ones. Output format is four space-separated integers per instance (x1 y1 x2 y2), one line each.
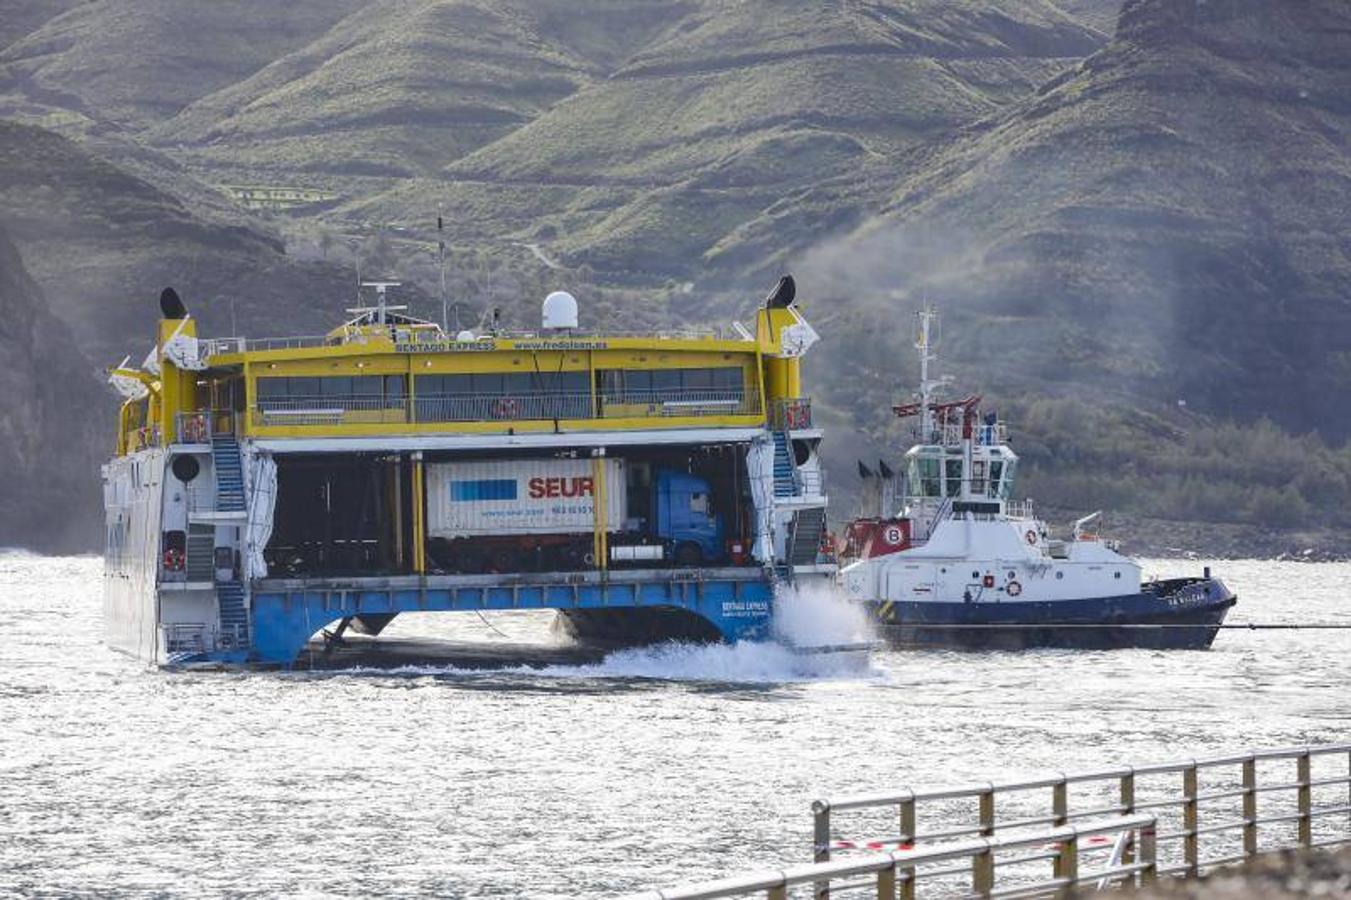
171 455 201 483
1056 571 1064 580
1114 571 1122 579
971 571 980 579
1007 570 1016 581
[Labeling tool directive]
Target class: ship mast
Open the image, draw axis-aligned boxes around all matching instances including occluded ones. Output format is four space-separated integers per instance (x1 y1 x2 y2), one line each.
916 307 940 443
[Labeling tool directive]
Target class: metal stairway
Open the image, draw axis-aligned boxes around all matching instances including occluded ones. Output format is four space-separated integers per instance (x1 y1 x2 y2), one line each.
216 581 250 649
788 507 827 567
211 434 246 512
771 431 798 497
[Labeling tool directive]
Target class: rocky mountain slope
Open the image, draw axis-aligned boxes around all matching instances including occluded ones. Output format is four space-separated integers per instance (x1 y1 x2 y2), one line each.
0 223 103 552
0 0 365 131
793 0 1351 441
0 120 365 367
340 0 1108 281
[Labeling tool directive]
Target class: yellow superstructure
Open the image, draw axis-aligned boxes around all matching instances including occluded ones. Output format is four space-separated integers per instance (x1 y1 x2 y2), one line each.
114 295 819 454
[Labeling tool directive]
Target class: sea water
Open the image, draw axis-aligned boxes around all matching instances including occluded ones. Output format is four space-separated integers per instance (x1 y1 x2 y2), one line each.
0 554 1346 897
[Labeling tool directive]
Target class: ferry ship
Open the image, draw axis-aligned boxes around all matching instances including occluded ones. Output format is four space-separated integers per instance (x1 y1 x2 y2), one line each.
837 310 1236 650
102 278 833 667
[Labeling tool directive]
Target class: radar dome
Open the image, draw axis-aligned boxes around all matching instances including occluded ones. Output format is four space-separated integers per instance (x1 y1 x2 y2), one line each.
542 291 579 330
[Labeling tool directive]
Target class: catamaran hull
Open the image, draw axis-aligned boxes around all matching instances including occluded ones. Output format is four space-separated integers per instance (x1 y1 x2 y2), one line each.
868 578 1237 650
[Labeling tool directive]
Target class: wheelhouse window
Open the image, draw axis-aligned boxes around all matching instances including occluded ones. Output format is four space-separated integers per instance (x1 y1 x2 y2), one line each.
909 453 943 498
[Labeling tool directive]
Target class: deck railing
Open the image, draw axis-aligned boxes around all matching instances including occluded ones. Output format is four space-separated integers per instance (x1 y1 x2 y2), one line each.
771 398 813 431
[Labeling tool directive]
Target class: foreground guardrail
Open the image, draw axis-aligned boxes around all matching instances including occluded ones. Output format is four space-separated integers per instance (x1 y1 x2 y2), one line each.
813 744 1351 882
625 744 1350 899
624 815 1157 899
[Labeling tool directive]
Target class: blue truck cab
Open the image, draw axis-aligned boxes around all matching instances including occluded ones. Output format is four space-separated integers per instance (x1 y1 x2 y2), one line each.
653 469 725 565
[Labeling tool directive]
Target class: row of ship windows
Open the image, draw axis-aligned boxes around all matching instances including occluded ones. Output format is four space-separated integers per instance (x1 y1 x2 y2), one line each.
254 368 747 404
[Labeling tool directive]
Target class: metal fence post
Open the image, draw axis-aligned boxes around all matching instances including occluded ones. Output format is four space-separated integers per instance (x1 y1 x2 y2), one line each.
979 786 995 837
1297 751 1312 848
1242 755 1258 858
1052 778 1068 827
1054 831 1078 898
1120 770 1136 865
899 796 917 900
1183 763 1199 877
877 864 896 900
813 801 830 900
972 842 995 896
900 796 916 846
1139 819 1157 886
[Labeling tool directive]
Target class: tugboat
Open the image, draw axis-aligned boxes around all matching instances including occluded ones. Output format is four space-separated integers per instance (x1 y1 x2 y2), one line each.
837 309 1236 650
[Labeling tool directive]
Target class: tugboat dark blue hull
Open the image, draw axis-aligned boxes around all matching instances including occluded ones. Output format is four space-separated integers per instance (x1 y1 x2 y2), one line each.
869 578 1237 650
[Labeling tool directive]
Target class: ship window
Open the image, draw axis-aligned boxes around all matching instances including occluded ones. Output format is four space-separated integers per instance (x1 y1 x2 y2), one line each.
472 373 504 394
945 458 963 497
971 460 987 496
910 455 942 497
598 367 744 407
652 369 682 391
322 376 352 397
989 461 1004 498
502 372 534 394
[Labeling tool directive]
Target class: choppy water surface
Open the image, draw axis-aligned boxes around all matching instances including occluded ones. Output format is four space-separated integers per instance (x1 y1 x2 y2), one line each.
0 555 1347 898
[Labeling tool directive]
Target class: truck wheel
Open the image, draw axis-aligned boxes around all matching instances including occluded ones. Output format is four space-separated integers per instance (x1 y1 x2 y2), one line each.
674 542 703 567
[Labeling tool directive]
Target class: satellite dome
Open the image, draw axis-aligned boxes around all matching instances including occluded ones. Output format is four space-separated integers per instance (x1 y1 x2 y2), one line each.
542 291 579 330
456 330 476 342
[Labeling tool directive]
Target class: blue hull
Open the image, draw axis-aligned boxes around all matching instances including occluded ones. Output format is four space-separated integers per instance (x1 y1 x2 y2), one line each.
869 578 1237 650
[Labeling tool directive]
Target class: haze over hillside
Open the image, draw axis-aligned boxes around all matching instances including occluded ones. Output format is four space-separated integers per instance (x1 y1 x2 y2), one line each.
0 223 102 552
2 0 1350 551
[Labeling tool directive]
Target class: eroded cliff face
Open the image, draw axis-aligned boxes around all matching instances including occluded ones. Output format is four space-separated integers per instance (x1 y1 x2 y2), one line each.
796 0 1351 440
0 224 105 552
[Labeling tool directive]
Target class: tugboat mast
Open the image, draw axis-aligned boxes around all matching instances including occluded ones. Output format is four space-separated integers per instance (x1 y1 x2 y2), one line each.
916 307 938 443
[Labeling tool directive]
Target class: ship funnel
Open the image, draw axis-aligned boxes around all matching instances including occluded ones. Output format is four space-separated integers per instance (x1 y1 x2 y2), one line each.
159 287 187 319
765 274 795 308
542 290 579 329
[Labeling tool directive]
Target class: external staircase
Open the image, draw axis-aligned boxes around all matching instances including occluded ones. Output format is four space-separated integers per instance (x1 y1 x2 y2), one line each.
772 431 798 497
788 507 827 567
216 581 250 649
211 434 246 512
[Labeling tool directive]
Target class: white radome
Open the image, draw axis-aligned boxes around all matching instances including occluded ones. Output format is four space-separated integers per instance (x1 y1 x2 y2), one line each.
542 291 579 330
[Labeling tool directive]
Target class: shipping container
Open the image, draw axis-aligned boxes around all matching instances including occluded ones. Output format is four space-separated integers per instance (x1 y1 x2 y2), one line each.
426 458 627 538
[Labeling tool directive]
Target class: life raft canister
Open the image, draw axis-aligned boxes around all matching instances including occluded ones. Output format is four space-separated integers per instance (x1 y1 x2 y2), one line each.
1007 580 1023 597
1024 529 1038 546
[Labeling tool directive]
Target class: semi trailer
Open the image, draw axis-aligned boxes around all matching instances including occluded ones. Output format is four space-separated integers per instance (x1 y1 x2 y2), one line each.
425 458 727 573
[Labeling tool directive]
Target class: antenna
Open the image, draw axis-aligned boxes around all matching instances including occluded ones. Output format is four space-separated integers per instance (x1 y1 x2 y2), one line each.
916 305 942 441
437 205 448 331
